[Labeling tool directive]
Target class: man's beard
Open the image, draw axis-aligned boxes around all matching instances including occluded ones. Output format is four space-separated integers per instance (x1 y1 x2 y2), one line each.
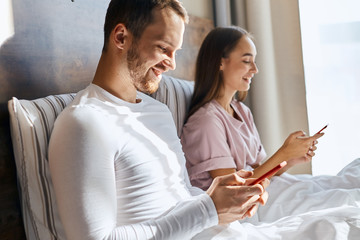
127 42 160 94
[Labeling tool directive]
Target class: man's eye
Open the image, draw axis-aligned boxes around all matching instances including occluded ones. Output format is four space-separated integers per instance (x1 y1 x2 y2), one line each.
159 46 167 53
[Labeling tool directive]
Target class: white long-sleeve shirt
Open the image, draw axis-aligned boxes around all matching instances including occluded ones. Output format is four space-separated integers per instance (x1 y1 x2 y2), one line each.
49 84 218 240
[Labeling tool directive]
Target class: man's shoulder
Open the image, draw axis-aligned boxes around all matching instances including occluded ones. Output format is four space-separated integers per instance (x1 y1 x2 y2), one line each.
138 91 171 112
54 86 109 127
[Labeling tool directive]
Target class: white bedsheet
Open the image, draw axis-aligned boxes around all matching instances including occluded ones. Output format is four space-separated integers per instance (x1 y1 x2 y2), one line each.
194 158 360 240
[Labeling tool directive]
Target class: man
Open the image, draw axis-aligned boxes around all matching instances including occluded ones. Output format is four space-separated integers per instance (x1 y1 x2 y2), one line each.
49 0 268 239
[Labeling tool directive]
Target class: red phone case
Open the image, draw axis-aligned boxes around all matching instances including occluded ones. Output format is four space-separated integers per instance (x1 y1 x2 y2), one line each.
316 124 328 135
249 161 287 185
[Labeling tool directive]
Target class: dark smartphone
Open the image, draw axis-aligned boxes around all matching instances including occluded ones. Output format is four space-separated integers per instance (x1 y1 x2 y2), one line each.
315 124 328 135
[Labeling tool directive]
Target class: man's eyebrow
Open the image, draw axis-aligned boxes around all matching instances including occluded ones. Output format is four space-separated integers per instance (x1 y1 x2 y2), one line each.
161 39 182 50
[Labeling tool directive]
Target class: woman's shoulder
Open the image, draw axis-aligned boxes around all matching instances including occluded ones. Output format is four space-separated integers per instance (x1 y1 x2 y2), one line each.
232 100 253 115
232 100 250 111
190 100 223 119
185 101 224 127
231 100 256 127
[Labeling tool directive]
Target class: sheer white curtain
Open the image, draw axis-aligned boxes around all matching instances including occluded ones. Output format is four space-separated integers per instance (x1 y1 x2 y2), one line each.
299 0 360 175
213 0 311 174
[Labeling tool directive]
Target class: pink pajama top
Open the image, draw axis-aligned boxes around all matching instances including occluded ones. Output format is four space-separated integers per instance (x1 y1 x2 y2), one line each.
181 99 267 190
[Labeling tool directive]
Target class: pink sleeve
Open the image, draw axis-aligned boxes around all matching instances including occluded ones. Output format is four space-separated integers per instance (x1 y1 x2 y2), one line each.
181 111 236 178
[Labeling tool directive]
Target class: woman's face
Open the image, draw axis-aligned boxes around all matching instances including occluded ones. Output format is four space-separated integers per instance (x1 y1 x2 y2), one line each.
220 36 258 96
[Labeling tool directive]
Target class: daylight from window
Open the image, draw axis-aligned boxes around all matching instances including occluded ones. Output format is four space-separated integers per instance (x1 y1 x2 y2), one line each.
0 0 14 45
299 0 360 175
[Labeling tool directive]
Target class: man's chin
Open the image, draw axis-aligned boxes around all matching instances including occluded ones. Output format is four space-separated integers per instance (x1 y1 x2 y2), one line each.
137 80 161 94
148 74 163 93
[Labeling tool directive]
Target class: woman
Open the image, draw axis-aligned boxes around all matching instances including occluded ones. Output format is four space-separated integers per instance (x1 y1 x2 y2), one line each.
181 26 323 191
181 27 360 231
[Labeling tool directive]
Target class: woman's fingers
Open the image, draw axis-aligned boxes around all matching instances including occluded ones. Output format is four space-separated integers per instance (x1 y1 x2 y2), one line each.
292 130 307 138
310 145 317 151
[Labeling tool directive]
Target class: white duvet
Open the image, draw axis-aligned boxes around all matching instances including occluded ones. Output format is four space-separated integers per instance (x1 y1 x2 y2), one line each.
195 158 360 240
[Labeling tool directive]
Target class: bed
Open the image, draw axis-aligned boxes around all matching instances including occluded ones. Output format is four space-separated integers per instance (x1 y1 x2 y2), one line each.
195 163 360 239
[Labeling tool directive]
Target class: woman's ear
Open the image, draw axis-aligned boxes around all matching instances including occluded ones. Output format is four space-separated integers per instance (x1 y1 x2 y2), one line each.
220 58 225 71
112 23 130 50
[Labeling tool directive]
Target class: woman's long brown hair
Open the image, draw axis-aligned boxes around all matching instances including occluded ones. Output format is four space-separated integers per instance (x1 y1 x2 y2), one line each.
186 26 252 123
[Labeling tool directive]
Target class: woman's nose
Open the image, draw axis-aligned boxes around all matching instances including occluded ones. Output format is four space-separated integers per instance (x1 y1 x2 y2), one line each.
252 62 259 74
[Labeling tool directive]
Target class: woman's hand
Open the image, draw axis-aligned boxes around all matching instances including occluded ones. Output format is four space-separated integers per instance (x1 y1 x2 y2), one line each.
279 131 324 168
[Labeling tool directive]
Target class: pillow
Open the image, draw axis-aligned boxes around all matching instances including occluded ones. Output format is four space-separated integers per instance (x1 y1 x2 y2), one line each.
151 75 194 136
8 75 193 239
8 94 75 240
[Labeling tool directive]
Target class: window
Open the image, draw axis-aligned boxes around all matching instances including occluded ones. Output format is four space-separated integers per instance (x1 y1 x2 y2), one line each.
299 0 360 175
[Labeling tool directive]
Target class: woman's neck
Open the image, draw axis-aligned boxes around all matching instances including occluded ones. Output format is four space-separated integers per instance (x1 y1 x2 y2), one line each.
215 96 234 116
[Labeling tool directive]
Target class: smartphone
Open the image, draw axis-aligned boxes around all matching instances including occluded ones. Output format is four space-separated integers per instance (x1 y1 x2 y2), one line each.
315 124 328 135
249 161 287 185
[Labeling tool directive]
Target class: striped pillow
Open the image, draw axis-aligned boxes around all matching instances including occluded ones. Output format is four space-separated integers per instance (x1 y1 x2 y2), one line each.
8 94 75 240
151 75 194 136
8 75 194 239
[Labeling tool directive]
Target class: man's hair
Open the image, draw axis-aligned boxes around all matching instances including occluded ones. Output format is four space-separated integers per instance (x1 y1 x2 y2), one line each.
103 0 188 51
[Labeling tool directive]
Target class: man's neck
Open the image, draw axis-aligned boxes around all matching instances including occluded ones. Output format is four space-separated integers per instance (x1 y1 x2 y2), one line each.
92 54 138 103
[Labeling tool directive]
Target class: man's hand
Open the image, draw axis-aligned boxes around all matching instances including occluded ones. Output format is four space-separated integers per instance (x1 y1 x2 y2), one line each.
206 170 269 225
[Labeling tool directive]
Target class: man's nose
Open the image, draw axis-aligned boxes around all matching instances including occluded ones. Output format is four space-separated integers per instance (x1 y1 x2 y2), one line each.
163 55 176 70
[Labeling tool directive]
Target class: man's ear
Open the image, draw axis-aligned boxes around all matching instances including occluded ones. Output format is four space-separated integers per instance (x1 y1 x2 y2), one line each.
112 23 130 50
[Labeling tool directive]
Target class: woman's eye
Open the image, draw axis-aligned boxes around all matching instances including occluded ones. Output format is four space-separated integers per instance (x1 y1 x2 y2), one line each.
243 60 251 64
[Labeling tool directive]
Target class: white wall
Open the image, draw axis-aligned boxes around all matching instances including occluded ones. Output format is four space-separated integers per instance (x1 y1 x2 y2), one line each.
180 0 213 19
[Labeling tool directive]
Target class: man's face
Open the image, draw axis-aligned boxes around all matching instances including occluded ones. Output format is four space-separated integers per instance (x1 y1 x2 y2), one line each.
126 8 185 94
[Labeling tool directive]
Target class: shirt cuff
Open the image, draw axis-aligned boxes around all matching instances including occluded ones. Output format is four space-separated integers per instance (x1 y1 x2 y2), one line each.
199 193 219 227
